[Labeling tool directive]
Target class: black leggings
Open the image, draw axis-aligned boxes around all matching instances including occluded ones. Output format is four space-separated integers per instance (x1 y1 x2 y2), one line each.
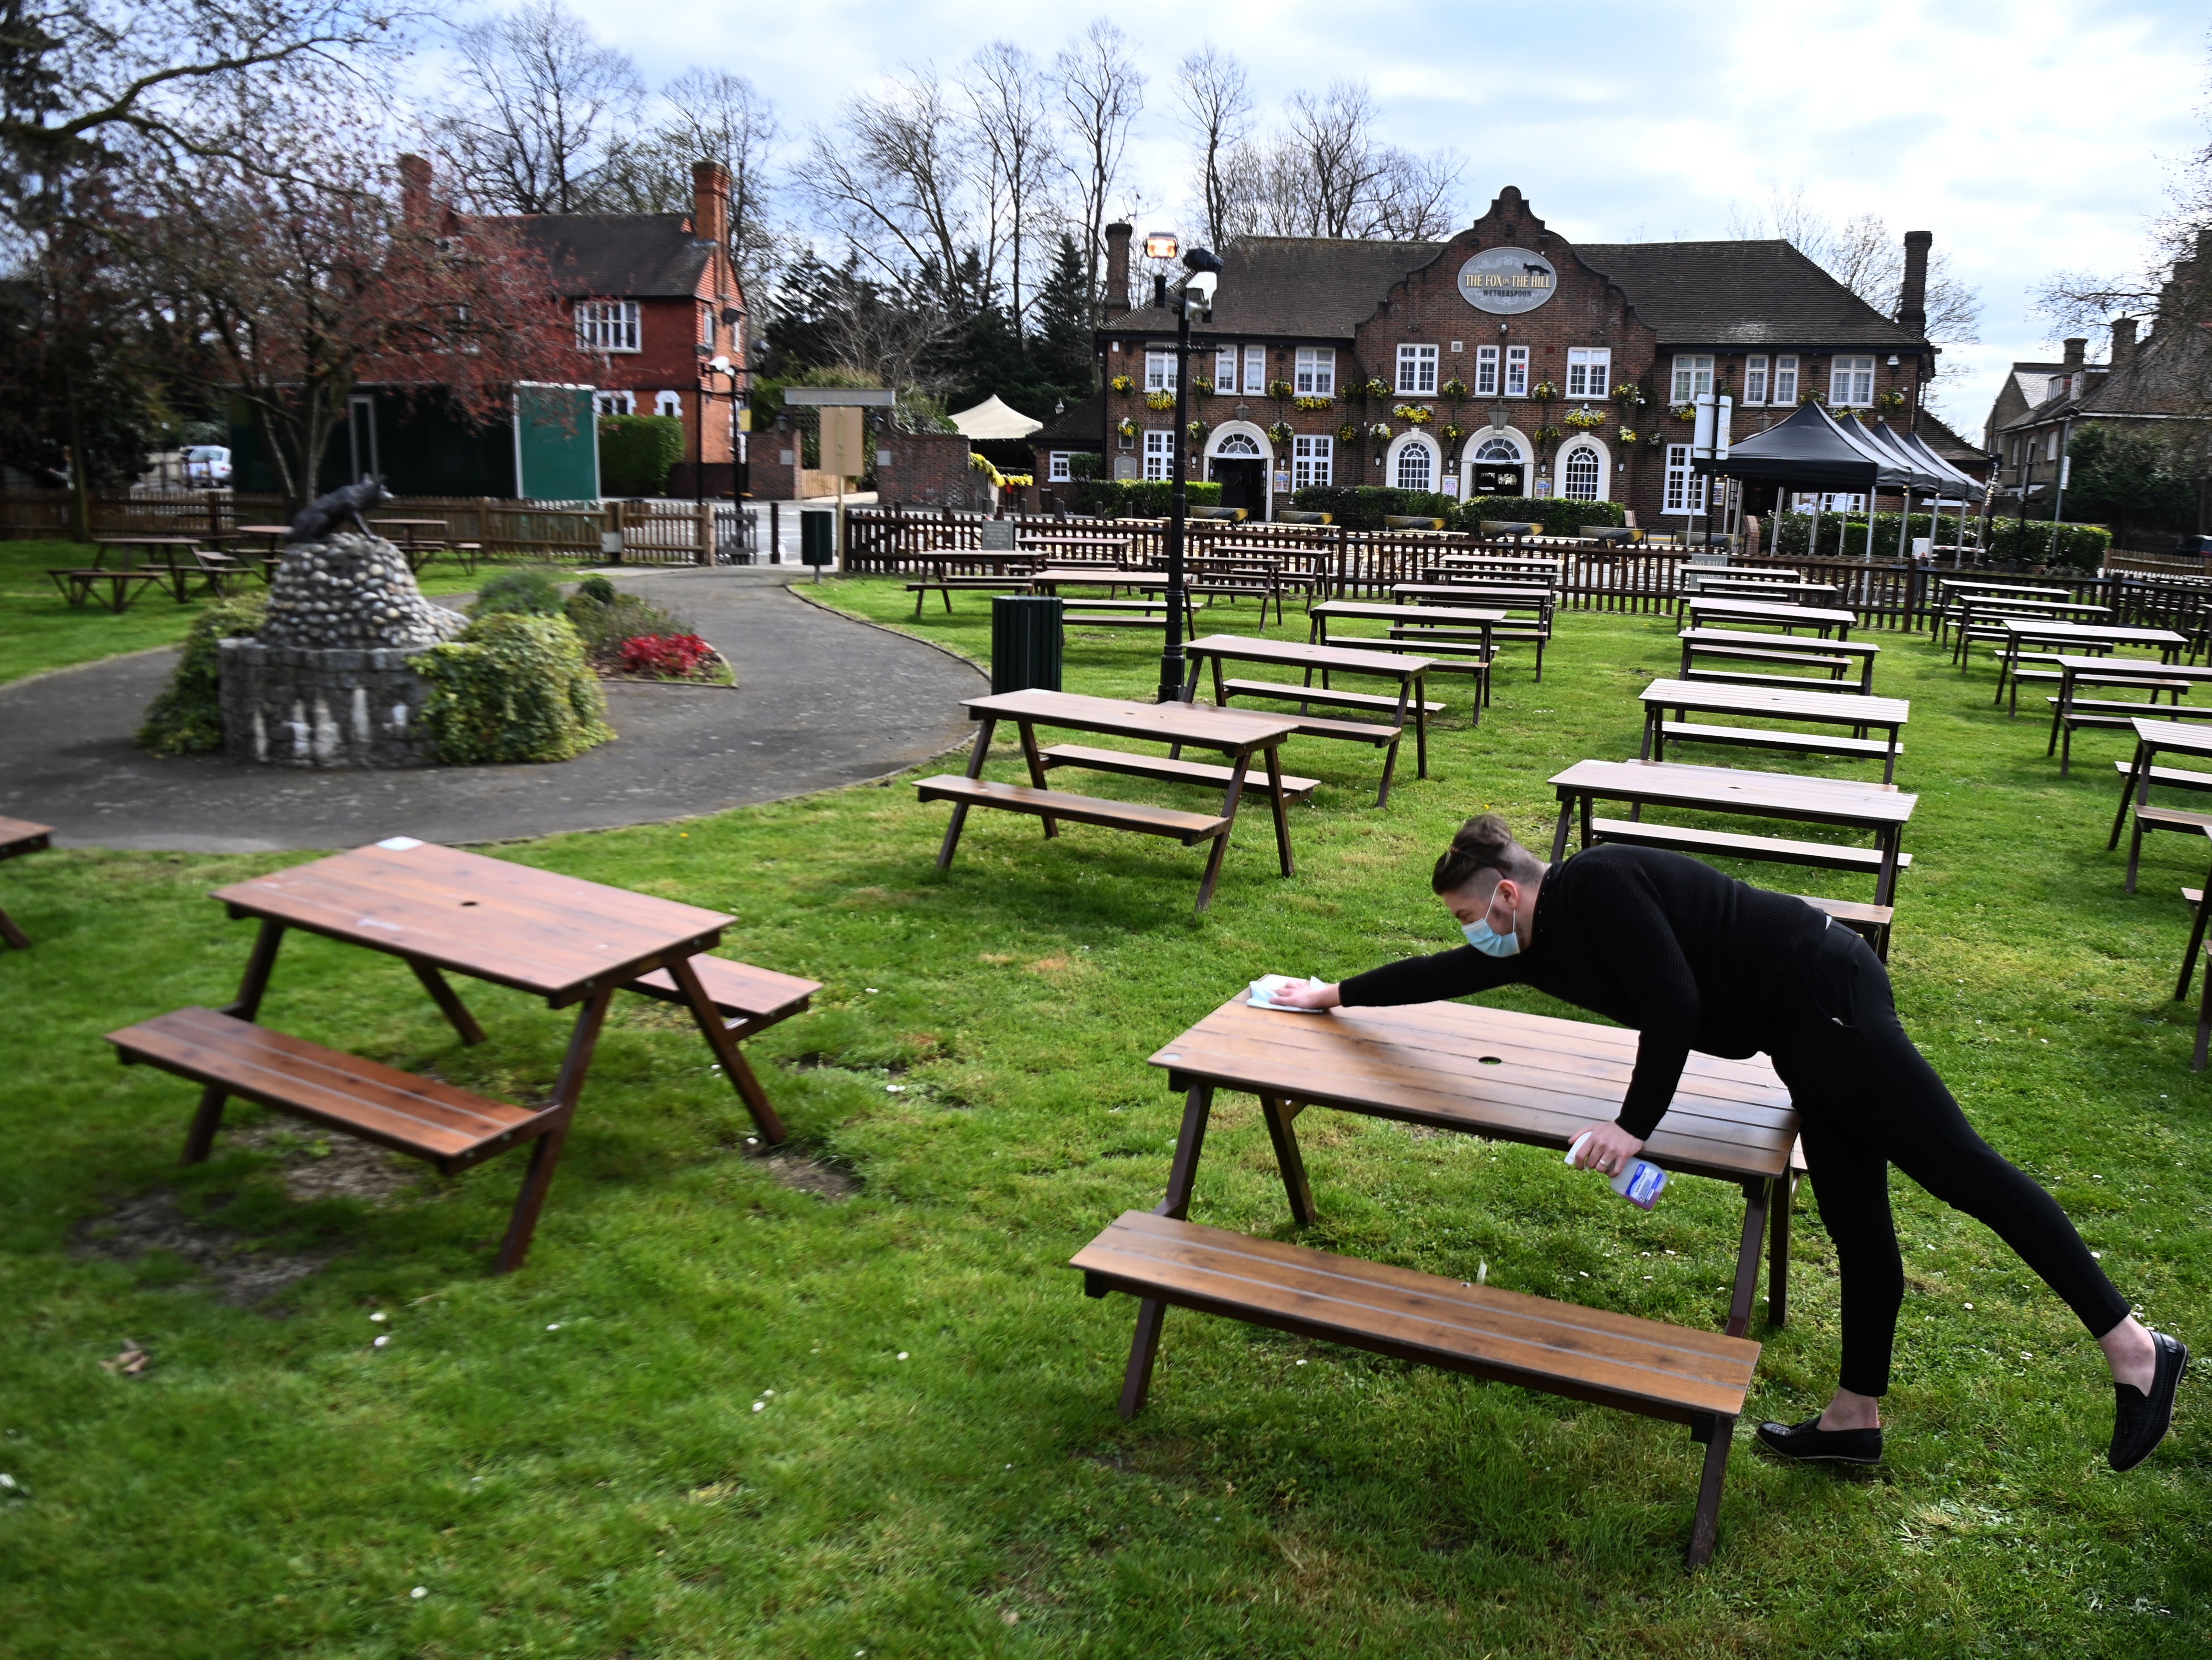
1766 925 2132 1397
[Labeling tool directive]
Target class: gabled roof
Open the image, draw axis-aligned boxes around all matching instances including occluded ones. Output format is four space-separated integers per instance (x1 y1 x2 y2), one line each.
1108 236 1445 339
2004 363 2067 407
485 213 715 300
1575 240 1923 348
2076 326 2212 419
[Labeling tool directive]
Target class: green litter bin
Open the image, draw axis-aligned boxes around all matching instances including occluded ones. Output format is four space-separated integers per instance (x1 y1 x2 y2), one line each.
991 594 1063 696
799 510 835 568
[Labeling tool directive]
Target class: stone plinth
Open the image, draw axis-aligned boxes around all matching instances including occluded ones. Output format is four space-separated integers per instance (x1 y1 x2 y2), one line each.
218 639 442 768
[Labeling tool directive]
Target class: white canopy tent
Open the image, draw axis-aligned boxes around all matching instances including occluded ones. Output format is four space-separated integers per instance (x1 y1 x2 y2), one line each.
948 395 1044 441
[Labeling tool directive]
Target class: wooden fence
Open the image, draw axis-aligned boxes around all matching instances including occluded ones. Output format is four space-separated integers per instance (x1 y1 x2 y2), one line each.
0 491 755 564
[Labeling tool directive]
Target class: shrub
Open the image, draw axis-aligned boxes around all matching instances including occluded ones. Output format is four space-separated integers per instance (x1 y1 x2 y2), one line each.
619 633 714 677
576 574 617 607
598 414 685 496
137 594 269 755
1290 486 1456 529
1068 478 1222 517
561 584 704 668
1454 496 1626 537
471 565 566 618
1982 516 2111 571
416 613 615 764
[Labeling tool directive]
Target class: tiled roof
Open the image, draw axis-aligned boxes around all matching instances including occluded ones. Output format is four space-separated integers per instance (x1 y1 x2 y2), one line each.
2078 325 2212 419
1107 236 1446 340
1575 240 1924 348
1028 391 1106 449
483 213 714 299
1916 409 1992 465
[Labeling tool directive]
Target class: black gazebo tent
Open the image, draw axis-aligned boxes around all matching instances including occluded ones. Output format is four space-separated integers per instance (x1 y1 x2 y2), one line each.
1693 400 1879 558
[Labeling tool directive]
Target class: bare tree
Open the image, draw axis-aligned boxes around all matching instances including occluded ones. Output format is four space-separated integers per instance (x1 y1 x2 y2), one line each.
1730 185 1980 346
1173 43 1251 250
1367 147 1462 241
426 0 641 215
1285 82 1389 238
1053 19 1144 324
963 42 1056 332
1208 79 1460 244
804 68 981 312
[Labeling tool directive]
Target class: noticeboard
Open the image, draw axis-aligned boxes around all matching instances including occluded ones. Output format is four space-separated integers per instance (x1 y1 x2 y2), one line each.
513 383 600 501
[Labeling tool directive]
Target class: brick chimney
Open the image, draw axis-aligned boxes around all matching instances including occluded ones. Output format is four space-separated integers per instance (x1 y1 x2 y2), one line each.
2063 336 2086 371
2112 315 2138 369
692 161 730 248
1104 222 1132 316
399 153 433 229
1898 230 1931 334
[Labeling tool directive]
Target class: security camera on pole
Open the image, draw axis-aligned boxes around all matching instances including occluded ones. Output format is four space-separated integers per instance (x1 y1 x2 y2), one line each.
1154 238 1224 704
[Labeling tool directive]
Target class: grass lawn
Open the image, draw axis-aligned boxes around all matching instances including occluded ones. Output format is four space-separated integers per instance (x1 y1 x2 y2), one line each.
0 539 490 687
1 576 2207 1657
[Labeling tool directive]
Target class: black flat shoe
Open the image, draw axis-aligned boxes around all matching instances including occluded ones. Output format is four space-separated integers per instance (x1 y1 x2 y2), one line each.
1755 1414 1882 1465
2110 1331 2188 1472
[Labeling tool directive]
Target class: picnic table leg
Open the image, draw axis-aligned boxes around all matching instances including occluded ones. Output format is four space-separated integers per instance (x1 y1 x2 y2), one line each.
1684 1414 1737 1568
1410 675 1428 780
1016 720 1059 839
1258 1094 1316 1225
2178 874 2212 1001
1767 1168 1795 1326
1549 792 1574 862
1723 1178 1772 1338
1194 752 1254 913
1120 1082 1214 1418
665 953 788 1144
185 920 289 1162
493 983 614 1273
1262 746 1295 878
2197 959 2212 1073
408 959 488 1046
936 718 996 870
2109 740 2150 850
1373 729 1402 809
0 903 25 951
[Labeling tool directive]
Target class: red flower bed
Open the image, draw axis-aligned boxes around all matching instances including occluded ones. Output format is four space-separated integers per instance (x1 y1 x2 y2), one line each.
618 633 714 678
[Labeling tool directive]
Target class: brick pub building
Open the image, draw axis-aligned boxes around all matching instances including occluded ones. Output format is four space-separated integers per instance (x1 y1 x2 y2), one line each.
1056 186 1976 528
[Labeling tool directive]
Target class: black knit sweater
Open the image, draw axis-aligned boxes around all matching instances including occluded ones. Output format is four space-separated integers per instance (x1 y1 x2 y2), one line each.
1339 844 1829 1139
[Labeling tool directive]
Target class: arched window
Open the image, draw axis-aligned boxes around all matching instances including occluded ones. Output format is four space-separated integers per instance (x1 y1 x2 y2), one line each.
1394 438 1436 492
1562 444 1602 501
1476 436 1520 462
1216 431 1263 457
655 390 683 419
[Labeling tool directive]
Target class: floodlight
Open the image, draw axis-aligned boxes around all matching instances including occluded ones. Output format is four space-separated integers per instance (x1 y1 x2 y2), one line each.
1144 231 1179 259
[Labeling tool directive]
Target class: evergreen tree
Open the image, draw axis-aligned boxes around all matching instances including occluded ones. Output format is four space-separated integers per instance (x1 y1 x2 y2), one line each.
1029 234 1098 410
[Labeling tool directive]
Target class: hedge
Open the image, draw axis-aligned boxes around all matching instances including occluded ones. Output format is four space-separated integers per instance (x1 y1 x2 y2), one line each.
417 613 615 764
137 594 269 755
1288 486 1455 528
1455 496 1626 537
1070 479 1222 516
598 415 685 496
1982 516 2112 572
1769 512 1946 561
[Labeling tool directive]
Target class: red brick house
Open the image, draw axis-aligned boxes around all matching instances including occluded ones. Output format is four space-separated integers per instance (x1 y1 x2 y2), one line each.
1080 186 1946 529
398 154 747 494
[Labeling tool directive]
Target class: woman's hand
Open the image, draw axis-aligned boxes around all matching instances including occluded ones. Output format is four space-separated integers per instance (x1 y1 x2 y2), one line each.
1567 1121 1646 1176
1269 981 1342 1011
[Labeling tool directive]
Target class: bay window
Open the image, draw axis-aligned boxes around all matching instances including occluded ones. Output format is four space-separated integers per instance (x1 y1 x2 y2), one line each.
1295 347 1336 395
1565 347 1612 398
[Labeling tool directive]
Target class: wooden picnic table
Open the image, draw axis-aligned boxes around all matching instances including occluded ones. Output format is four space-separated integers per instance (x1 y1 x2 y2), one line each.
1988 616 2185 712
1638 678 1909 783
917 689 1299 912
1932 578 2072 641
2046 655 2212 774
231 525 296 581
1947 593 2112 660
0 814 53 949
1678 628 1882 694
100 838 816 1271
1549 758 1916 919
1179 633 1441 804
1390 583 1557 680
1081 994 1791 1565
1309 599 1501 709
1681 596 1858 639
2108 717 2212 890
76 535 244 604
1691 579 1841 606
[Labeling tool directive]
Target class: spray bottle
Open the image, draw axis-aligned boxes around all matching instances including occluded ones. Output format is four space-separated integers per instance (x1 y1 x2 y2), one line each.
1565 1132 1667 1211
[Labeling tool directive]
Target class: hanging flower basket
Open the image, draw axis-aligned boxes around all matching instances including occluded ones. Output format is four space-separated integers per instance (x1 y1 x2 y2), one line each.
1109 374 1135 395
1187 420 1210 441
1267 420 1295 446
1616 426 1638 446
1115 416 1138 439
1670 402 1697 422
1563 406 1605 430
1393 403 1434 425
1367 421 1393 442
1440 378 1469 401
1144 390 1176 411
1191 376 1214 397
1337 422 1359 443
1362 379 1392 401
1442 423 1464 444
1265 378 1295 401
1293 394 1334 411
1611 382 1646 406
1875 388 1909 412
1533 425 1563 447
1530 380 1560 402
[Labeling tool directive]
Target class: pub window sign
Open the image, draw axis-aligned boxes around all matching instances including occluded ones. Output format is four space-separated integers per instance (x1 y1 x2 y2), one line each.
1459 247 1556 315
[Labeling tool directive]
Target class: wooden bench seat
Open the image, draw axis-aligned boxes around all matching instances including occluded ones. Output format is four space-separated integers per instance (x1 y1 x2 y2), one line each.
1657 722 1901 765
1075 1210 1760 1566
1219 677 1445 719
47 568 166 612
908 578 1029 615
1680 666 1861 693
915 775 1230 844
0 814 53 949
1590 816 1911 878
622 954 819 1039
1041 743 1319 801
1681 646 1852 673
1794 895 1897 959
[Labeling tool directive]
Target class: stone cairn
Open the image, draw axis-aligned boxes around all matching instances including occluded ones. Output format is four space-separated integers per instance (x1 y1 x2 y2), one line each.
218 532 467 768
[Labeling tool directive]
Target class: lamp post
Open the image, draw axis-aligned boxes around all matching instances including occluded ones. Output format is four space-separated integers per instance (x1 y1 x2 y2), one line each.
1157 242 1223 704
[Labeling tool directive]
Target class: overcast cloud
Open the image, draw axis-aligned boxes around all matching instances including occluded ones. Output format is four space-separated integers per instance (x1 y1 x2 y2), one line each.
426 0 2210 437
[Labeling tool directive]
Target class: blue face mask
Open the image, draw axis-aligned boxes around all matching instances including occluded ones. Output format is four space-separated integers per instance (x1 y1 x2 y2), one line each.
1462 894 1521 958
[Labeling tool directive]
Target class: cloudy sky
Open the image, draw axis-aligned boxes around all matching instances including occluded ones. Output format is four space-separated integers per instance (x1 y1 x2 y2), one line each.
458 0 2208 436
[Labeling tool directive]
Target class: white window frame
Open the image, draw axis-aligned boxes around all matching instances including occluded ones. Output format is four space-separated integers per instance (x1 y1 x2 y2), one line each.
1214 347 1237 389
1743 355 1769 405
1504 345 1529 397
576 300 641 353
1670 354 1714 402
1292 433 1333 488
1048 451 1073 483
593 390 636 416
1295 347 1336 396
2046 428 2060 462
1145 349 1178 392
1396 344 1440 395
654 390 683 419
1390 433 1439 492
1474 344 1499 397
1143 429 1174 481
1830 355 1875 407
1242 345 1265 394
1560 439 1604 501
1663 443 1707 514
1565 347 1612 399
700 306 716 349
1773 355 1799 404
